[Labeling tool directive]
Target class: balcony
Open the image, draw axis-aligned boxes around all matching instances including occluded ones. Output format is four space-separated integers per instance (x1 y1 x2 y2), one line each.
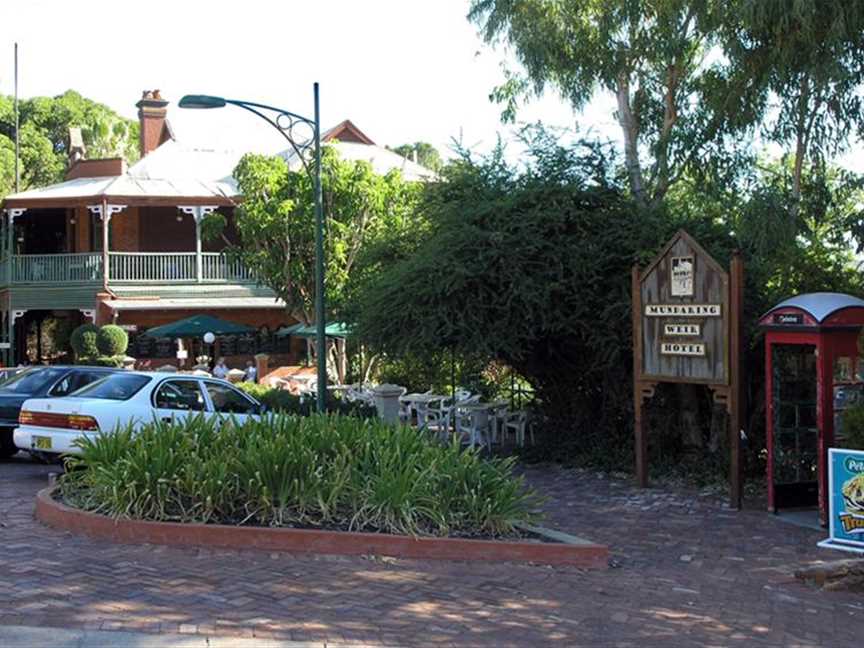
1 252 255 285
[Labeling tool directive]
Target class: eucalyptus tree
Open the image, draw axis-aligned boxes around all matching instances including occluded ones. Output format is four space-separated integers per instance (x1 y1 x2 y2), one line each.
722 0 864 218
469 0 743 210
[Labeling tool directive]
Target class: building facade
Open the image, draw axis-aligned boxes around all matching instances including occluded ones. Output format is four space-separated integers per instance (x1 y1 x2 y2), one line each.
0 91 434 367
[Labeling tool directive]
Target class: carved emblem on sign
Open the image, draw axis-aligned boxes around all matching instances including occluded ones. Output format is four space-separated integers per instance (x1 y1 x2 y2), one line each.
670 256 694 296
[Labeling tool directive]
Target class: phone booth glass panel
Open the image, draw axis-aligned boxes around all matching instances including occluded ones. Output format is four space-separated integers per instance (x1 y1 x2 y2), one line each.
760 293 864 526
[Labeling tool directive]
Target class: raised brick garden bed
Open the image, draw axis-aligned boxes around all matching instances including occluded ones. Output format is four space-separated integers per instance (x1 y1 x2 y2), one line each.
36 486 609 568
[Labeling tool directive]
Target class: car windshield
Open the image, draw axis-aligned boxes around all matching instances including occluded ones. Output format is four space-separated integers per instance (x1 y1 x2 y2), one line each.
71 374 152 401
0 367 67 394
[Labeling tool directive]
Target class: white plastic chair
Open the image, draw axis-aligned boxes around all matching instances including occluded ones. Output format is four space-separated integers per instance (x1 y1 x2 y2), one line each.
502 410 530 447
454 404 490 449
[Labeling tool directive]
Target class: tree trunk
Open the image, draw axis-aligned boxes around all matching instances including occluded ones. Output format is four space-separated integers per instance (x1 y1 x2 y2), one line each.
615 73 647 209
677 383 703 458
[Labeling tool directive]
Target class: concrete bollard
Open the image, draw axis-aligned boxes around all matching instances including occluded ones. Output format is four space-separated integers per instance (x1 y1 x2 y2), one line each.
372 384 405 424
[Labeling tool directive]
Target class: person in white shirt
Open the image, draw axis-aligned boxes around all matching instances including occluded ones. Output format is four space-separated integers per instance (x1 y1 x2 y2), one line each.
212 358 229 379
243 360 257 383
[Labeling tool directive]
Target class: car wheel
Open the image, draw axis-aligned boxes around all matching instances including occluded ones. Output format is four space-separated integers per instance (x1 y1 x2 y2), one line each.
0 427 18 459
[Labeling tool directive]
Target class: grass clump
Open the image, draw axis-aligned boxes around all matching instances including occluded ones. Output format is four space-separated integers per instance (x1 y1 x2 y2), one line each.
60 414 541 538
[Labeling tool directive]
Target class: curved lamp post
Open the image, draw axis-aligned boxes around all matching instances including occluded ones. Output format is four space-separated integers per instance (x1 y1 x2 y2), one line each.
179 85 327 413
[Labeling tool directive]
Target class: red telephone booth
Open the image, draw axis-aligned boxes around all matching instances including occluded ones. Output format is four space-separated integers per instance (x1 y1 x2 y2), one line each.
760 293 864 526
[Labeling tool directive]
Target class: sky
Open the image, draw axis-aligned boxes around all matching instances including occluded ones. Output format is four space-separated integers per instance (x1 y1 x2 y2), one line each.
0 0 619 159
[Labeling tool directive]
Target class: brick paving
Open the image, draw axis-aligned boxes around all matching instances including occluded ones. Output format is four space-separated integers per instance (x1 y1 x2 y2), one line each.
2 453 863 646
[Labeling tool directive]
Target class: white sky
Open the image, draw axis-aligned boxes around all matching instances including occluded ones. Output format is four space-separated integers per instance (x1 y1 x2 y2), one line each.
0 0 619 159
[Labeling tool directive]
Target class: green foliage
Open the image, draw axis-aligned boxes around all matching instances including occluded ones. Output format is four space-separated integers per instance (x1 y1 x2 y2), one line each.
234 382 376 418
840 404 864 451
60 414 541 537
70 324 100 360
220 146 422 325
0 90 139 199
96 325 128 357
469 0 740 208
92 356 125 368
389 142 443 173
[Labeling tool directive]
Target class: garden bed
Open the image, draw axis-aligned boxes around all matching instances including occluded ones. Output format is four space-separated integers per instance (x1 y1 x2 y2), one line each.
36 487 608 567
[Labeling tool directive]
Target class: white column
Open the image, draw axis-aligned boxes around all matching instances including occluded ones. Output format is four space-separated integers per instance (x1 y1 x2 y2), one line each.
4 208 26 281
179 206 217 283
87 204 126 289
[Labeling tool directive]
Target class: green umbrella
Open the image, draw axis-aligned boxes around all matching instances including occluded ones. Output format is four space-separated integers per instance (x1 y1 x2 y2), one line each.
143 314 255 339
276 322 350 339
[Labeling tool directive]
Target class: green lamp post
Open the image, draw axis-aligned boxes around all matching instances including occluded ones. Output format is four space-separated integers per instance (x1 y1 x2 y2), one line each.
179 85 327 413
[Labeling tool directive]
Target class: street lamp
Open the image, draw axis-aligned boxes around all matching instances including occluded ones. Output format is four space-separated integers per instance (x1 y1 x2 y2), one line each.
179 85 327 413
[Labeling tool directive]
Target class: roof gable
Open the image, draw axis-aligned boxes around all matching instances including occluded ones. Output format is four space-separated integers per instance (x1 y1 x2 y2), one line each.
322 120 375 145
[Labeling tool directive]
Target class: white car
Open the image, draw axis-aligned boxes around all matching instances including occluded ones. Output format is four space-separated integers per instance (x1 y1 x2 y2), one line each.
14 371 264 457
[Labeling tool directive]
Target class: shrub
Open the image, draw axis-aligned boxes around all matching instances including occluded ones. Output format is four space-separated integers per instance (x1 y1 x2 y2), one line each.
841 403 864 450
60 414 541 537
92 356 125 368
70 324 100 360
235 382 376 418
96 325 128 357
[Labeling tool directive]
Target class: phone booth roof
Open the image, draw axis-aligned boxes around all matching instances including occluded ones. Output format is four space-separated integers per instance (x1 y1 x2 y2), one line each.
760 292 864 329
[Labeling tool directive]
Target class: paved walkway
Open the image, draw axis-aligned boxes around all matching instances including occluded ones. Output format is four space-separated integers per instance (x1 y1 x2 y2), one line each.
2 453 863 646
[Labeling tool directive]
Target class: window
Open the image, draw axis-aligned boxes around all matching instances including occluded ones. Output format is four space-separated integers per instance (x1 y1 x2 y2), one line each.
72 374 152 401
153 380 206 411
50 371 108 397
0 367 67 394
204 382 258 415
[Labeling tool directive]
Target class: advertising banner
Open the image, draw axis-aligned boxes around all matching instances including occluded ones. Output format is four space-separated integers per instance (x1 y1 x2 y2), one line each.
819 448 864 553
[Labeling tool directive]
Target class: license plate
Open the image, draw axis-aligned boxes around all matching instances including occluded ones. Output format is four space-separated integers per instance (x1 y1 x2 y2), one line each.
33 436 52 450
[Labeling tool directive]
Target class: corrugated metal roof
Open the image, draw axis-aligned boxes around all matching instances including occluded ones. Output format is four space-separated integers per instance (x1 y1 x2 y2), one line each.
3 130 437 206
282 141 438 182
105 297 285 310
766 292 864 322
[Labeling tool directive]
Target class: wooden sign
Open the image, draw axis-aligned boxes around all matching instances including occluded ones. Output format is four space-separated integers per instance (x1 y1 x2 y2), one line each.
632 230 744 509
636 233 730 385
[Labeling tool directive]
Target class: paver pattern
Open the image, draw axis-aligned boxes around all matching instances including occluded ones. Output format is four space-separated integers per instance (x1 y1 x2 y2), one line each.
2 453 863 646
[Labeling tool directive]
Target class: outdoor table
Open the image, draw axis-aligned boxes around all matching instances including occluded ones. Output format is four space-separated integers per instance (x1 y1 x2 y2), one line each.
401 393 447 427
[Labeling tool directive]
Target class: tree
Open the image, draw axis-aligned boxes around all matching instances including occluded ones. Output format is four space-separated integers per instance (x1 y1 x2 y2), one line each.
213 146 422 327
469 0 745 210
0 90 139 199
721 0 864 218
389 142 444 173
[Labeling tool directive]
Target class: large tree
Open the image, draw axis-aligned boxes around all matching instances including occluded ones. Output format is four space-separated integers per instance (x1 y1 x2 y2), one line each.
389 142 444 173
0 90 139 198
469 0 742 210
722 0 864 218
218 146 422 327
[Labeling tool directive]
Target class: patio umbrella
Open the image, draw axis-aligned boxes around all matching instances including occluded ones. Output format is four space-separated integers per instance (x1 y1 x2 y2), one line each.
275 322 351 338
142 314 254 339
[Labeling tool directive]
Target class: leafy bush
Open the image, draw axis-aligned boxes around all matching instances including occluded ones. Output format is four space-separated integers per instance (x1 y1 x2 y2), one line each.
96 325 128 357
70 323 100 359
92 355 125 368
235 382 376 418
841 404 864 451
60 414 540 537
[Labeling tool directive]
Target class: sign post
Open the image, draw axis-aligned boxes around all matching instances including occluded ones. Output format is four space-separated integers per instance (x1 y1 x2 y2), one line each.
632 230 744 508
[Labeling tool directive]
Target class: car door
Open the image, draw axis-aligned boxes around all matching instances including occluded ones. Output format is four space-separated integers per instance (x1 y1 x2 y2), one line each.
202 380 261 425
152 379 208 424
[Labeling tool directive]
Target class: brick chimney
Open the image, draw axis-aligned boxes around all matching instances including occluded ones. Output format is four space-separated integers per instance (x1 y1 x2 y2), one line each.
136 89 170 157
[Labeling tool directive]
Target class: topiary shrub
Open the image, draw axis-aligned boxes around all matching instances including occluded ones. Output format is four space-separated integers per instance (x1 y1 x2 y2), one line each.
93 356 125 368
96 325 129 357
70 324 100 360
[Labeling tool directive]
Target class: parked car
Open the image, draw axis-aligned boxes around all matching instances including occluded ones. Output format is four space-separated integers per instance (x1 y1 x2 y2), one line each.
0 365 120 458
14 372 264 458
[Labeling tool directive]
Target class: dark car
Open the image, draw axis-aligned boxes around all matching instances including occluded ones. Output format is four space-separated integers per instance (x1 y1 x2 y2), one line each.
0 365 120 458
